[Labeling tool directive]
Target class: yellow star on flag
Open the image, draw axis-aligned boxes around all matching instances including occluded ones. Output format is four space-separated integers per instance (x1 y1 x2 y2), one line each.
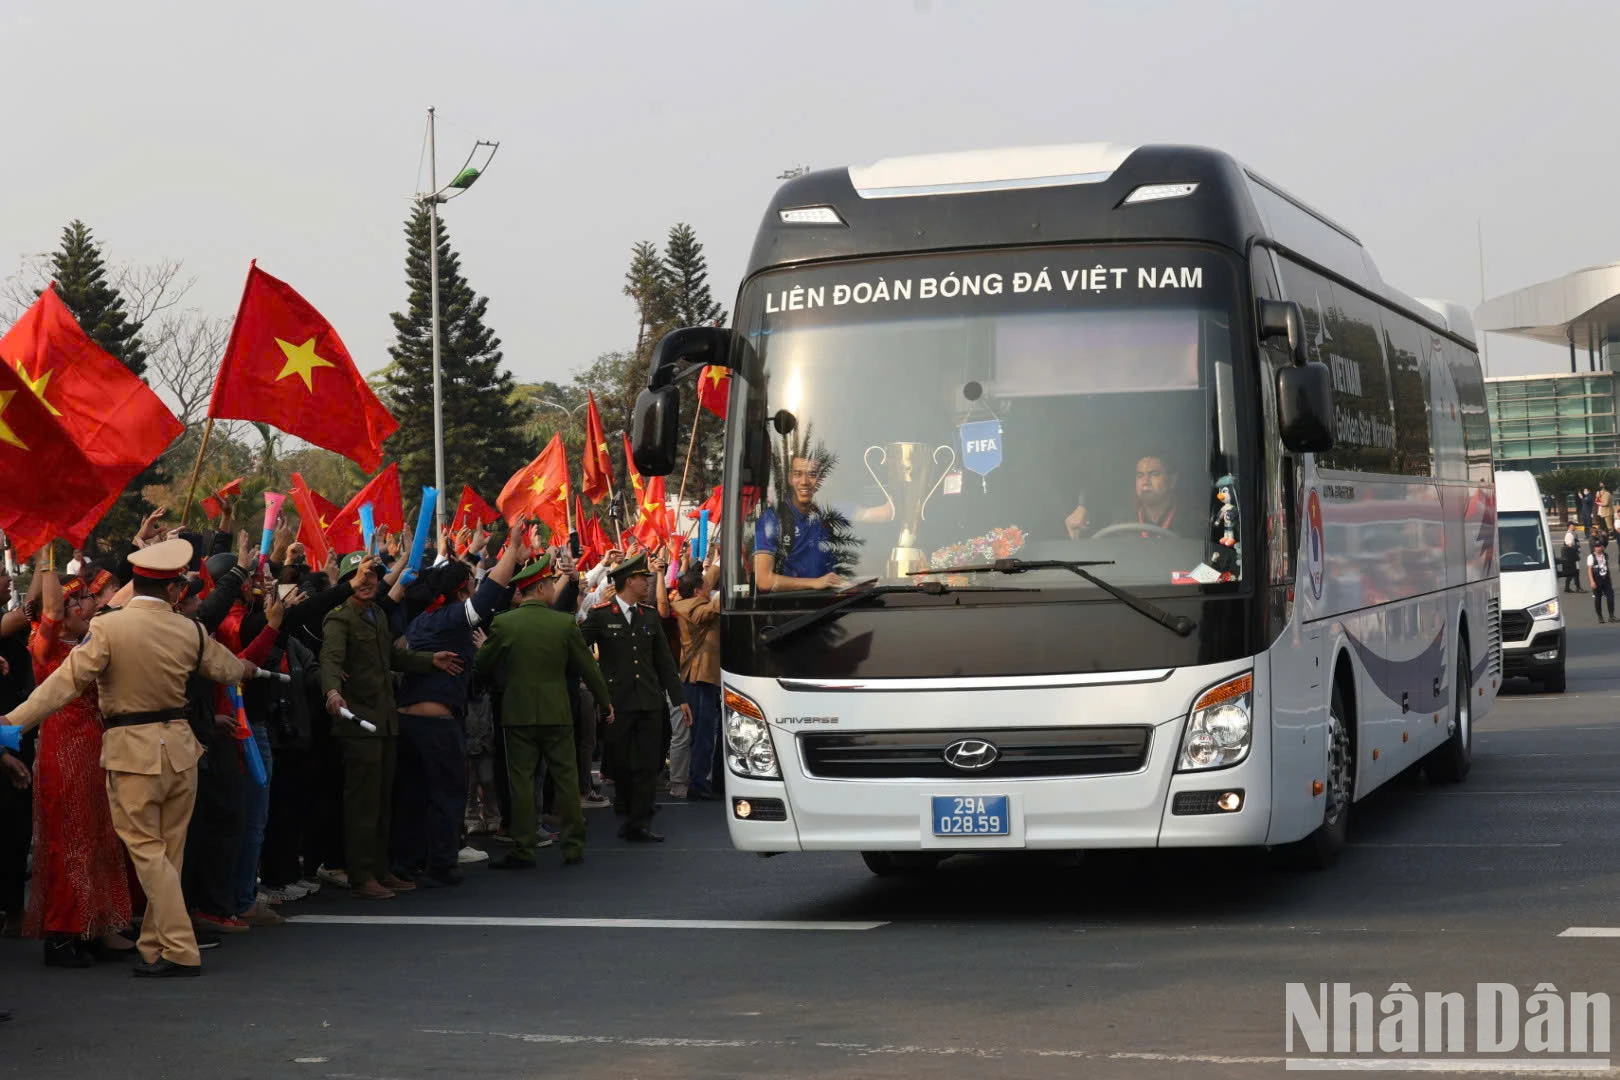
0 390 27 451
642 498 659 514
318 515 330 529
556 482 569 502
274 337 336 392
11 363 59 416
703 366 727 388
529 475 549 496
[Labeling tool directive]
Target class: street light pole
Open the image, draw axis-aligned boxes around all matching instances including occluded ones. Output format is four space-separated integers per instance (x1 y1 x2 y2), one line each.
427 107 446 536
415 107 499 538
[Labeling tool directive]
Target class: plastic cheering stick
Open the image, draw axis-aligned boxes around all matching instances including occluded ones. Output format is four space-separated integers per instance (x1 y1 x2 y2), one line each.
339 706 377 733
251 668 292 683
404 487 438 578
0 724 21 754
226 685 268 787
359 502 377 555
259 491 286 574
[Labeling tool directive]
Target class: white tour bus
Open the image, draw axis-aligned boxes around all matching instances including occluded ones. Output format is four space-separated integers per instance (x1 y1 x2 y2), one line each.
632 143 1499 871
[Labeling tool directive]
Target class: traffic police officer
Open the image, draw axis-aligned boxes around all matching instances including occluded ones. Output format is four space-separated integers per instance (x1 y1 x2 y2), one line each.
0 538 257 977
475 556 614 867
580 553 688 842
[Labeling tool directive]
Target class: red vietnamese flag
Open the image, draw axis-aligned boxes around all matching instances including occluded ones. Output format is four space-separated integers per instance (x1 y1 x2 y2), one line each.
573 495 600 568
621 432 646 528
581 392 613 503
289 473 341 568
584 507 613 555
0 284 185 546
451 485 500 533
209 264 398 471
697 365 730 419
632 474 670 549
325 463 404 555
0 361 120 559
201 477 245 520
497 433 570 537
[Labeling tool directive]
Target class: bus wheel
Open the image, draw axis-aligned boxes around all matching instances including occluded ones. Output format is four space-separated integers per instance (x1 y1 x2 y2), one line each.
1283 684 1353 871
861 852 943 877
1424 641 1473 782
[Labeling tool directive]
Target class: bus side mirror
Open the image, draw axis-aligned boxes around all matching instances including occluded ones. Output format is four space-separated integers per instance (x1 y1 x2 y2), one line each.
1258 299 1308 366
631 387 680 477
1277 363 1335 454
632 325 735 477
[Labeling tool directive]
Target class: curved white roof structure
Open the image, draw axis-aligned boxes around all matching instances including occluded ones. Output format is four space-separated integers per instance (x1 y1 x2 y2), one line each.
1476 262 1620 350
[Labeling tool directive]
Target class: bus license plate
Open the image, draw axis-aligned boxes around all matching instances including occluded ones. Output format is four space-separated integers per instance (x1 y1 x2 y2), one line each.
932 795 1009 836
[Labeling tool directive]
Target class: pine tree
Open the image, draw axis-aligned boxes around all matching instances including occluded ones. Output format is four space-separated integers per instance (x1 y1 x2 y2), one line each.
49 220 147 377
662 223 726 328
624 241 675 363
384 206 532 502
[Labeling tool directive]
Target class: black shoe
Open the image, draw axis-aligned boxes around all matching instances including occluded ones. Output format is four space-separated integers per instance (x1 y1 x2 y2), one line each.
85 939 137 963
196 932 221 951
43 938 93 969
132 958 201 979
418 868 463 888
0 1009 10 1022
490 856 536 871
564 854 584 867
622 826 664 844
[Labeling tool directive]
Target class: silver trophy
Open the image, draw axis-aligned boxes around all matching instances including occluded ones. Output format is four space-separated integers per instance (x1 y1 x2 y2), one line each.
864 442 956 577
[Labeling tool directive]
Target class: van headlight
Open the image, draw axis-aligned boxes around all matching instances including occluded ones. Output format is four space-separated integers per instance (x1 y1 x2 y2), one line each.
1527 598 1560 621
1177 672 1253 771
724 686 781 779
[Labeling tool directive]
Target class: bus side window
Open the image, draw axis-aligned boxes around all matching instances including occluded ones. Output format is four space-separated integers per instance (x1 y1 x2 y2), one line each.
1381 314 1433 478
1423 330 1466 482
1253 252 1294 587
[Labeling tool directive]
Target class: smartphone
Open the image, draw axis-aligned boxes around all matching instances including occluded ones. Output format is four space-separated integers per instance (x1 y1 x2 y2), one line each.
569 531 582 559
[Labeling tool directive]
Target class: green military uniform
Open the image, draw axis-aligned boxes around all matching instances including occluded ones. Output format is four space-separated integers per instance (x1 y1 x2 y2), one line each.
475 561 611 862
319 554 439 889
580 555 684 834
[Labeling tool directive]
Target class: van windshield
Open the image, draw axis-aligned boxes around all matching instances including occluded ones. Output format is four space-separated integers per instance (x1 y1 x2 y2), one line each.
1498 511 1550 573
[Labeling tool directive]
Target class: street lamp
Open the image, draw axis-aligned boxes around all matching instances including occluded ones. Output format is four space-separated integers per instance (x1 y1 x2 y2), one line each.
416 106 501 535
535 399 588 425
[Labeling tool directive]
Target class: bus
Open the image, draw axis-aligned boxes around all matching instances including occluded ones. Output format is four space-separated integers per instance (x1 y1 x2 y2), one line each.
631 143 1498 872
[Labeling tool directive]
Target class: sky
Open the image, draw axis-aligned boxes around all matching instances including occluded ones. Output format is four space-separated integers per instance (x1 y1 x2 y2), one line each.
2 0 1615 387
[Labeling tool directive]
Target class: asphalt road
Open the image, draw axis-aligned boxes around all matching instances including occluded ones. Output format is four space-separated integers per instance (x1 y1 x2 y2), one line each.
5 600 1620 1079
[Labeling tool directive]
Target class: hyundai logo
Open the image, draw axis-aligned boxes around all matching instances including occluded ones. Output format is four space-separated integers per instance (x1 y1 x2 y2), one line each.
942 738 999 771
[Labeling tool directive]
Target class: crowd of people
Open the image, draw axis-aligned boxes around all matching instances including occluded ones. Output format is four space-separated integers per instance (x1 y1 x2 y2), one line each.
0 499 724 978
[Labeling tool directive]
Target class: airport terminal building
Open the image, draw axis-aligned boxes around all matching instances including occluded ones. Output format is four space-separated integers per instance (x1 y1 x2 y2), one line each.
1478 263 1620 474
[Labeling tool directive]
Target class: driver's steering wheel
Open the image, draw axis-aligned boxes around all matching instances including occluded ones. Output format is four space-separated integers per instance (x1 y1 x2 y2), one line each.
1090 522 1181 541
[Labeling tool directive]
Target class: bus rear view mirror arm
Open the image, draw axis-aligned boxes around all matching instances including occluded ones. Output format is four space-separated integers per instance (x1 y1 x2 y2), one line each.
633 326 737 476
1258 298 1308 366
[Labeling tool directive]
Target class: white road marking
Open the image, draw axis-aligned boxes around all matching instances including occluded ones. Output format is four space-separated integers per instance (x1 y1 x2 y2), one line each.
420 1028 1284 1064
288 915 885 931
1559 927 1620 937
1283 1059 1611 1072
1350 842 1563 848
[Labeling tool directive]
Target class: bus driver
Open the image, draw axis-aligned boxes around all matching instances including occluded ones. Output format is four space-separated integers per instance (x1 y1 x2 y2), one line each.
1064 453 1190 540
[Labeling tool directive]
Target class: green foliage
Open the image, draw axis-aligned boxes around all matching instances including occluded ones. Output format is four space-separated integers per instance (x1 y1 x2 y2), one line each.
49 220 147 377
383 206 533 501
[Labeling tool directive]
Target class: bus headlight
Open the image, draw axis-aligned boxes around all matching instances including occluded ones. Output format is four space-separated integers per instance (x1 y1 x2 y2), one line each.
1527 598 1560 622
1177 672 1253 771
724 686 781 780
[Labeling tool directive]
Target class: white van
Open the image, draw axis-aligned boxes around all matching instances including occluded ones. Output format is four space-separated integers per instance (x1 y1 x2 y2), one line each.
1496 471 1566 692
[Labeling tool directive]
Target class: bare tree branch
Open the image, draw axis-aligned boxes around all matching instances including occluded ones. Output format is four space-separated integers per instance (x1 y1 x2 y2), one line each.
115 259 196 326
146 308 230 427
0 253 52 330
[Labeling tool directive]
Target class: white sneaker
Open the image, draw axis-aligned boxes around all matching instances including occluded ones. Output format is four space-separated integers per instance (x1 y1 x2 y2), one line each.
296 879 322 895
535 835 555 849
581 793 611 809
316 865 350 889
457 846 490 865
282 882 312 900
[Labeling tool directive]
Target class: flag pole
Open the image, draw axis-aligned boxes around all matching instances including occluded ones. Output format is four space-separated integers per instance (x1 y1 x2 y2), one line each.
178 418 216 526
674 409 702 526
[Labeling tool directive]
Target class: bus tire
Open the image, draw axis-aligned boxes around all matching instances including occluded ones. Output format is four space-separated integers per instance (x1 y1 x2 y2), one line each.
1283 682 1353 871
1424 641 1473 783
861 852 943 877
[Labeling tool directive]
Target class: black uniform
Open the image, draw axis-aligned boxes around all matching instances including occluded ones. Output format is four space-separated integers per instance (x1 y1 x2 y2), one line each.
581 595 683 834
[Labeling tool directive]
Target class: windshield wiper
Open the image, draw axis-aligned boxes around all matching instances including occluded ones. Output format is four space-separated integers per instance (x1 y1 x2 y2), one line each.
913 558 1195 637
759 578 1039 647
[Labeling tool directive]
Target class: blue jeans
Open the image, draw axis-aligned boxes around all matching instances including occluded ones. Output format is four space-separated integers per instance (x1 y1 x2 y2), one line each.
233 721 274 914
684 682 721 795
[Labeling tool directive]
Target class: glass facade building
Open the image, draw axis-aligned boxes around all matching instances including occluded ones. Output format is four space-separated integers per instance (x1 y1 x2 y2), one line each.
1486 371 1620 474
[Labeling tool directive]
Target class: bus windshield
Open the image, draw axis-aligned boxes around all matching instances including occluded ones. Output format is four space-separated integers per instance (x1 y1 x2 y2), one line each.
722 245 1249 608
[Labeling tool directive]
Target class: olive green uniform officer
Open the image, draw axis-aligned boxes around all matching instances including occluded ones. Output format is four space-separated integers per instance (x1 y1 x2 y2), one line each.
474 556 614 867
319 553 462 900
0 539 256 977
580 553 688 842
